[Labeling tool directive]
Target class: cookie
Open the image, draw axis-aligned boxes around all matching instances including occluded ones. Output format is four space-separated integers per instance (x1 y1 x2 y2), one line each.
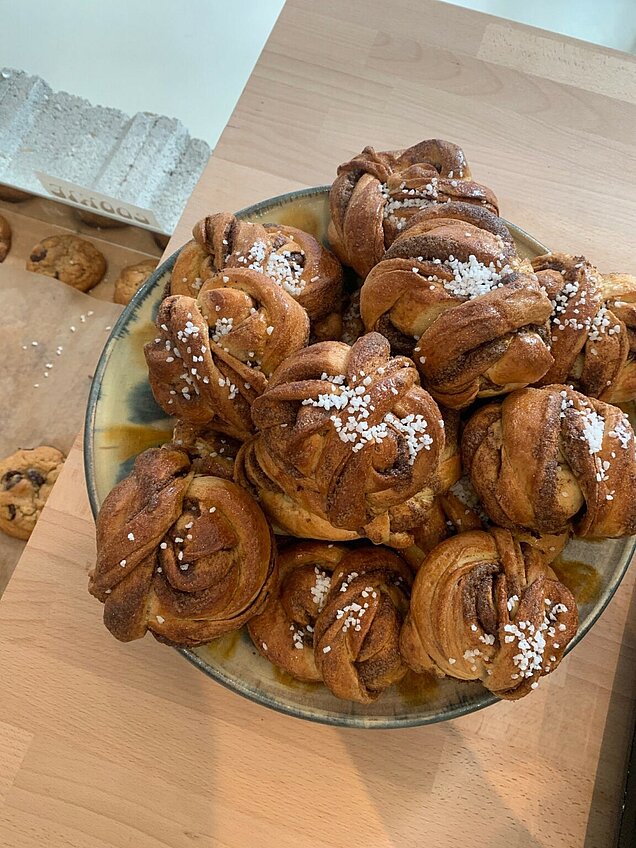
113 258 158 305
0 185 31 203
153 232 170 250
26 234 107 292
0 214 11 262
0 446 65 540
75 209 126 229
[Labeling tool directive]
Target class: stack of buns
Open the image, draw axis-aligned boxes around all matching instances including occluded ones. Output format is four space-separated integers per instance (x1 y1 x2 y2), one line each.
89 139 636 704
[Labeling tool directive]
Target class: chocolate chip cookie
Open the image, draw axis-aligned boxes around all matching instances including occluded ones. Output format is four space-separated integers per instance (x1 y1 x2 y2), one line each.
26 234 107 292
0 185 31 202
153 232 170 250
0 213 10 262
0 446 65 540
113 258 158 305
75 209 126 229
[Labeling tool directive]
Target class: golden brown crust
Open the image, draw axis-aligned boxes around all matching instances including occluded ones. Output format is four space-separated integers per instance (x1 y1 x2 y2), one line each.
145 295 258 438
400 528 578 699
0 213 11 262
26 234 107 291
197 268 310 375
248 541 348 682
113 258 158 305
192 211 239 268
313 546 412 703
89 446 276 646
171 421 242 480
532 253 636 404
170 240 216 297
248 333 445 546
436 407 462 490
360 202 554 408
404 410 464 565
603 273 636 402
328 139 499 277
237 458 437 550
265 223 343 328
0 446 65 539
462 385 636 538
234 436 360 541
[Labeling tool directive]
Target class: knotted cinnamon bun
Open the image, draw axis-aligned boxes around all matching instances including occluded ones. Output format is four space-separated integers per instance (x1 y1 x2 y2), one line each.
314 546 413 703
145 272 309 437
241 332 446 548
172 212 343 341
328 139 498 278
532 253 636 403
400 527 578 699
89 446 276 646
248 541 347 682
462 385 636 538
360 202 554 408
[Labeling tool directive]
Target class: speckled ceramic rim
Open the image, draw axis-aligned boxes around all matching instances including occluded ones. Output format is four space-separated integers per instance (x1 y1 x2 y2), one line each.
85 186 636 728
84 247 179 516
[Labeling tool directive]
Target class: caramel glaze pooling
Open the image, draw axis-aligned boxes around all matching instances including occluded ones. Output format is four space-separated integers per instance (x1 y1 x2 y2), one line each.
551 558 601 606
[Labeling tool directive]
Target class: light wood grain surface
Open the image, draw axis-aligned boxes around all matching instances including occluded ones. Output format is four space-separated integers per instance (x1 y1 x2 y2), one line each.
1 2 636 846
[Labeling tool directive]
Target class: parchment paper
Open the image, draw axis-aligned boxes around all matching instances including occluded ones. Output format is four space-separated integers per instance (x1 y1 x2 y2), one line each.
0 267 123 594
0 194 163 302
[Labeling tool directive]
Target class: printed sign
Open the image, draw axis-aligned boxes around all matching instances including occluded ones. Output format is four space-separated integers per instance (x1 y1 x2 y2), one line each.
36 172 163 231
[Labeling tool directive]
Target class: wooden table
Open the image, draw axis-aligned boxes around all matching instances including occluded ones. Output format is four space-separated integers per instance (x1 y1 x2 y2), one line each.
1 2 635 845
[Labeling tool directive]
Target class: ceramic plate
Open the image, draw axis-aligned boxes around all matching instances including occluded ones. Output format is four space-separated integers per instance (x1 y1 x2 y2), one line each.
85 187 636 728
